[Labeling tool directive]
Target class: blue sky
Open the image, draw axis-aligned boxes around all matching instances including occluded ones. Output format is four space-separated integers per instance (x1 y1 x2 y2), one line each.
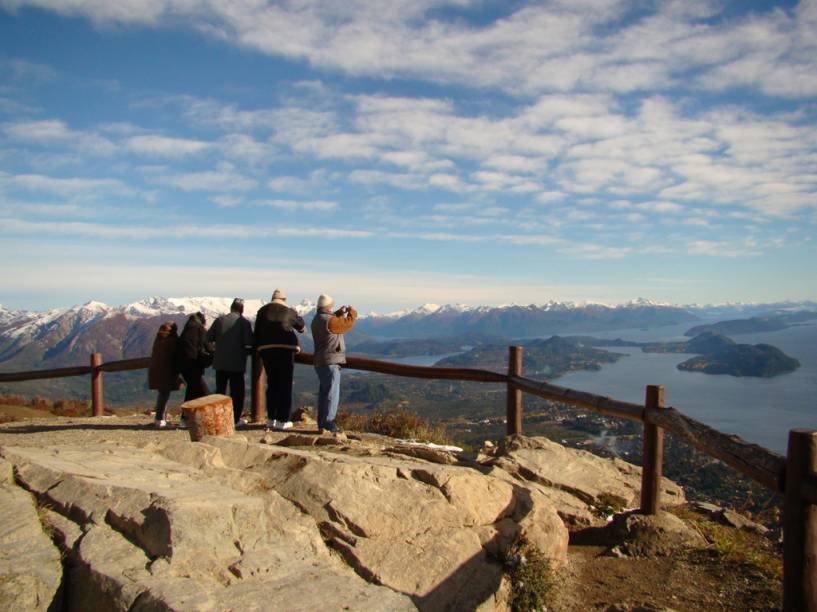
0 0 815 312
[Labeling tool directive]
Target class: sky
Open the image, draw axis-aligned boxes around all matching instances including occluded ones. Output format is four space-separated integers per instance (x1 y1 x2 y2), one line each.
0 0 816 313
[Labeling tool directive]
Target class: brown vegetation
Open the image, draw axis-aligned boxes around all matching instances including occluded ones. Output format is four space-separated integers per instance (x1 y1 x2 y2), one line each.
336 408 454 445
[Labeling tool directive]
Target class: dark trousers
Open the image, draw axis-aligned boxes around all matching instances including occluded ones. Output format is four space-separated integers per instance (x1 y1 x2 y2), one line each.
180 364 209 402
216 370 245 423
261 350 295 422
154 390 171 421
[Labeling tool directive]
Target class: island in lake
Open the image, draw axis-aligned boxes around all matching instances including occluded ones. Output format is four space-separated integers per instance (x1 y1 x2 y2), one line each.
642 332 800 378
684 310 817 337
436 335 626 378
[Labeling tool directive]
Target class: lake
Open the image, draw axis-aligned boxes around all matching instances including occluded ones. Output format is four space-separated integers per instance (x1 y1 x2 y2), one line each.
556 323 817 455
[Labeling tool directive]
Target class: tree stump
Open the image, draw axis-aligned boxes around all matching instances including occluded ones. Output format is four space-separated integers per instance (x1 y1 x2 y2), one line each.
181 394 235 442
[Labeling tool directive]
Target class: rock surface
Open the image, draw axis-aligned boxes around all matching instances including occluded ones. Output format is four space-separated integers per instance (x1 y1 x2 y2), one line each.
0 419 691 611
604 511 707 558
488 435 685 525
0 459 63 611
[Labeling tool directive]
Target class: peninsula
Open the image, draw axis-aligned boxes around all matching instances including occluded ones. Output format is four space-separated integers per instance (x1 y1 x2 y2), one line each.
642 332 800 378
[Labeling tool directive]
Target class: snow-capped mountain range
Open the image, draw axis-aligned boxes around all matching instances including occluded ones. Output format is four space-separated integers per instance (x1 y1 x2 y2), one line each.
0 296 815 372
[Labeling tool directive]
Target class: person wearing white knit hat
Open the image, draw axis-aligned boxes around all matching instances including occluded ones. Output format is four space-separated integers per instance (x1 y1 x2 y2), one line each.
311 294 357 433
254 288 305 430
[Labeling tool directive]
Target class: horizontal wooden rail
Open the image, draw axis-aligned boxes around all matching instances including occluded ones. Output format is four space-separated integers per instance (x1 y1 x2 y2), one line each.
293 351 508 383
508 374 644 421
0 365 91 382
644 405 786 493
97 357 151 373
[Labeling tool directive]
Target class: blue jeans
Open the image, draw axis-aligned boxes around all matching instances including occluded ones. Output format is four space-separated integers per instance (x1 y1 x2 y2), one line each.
315 364 341 430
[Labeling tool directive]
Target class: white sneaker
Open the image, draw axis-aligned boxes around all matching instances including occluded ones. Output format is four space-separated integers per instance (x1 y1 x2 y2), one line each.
280 421 294 430
178 418 188 429
155 419 167 429
236 418 248 428
267 419 277 429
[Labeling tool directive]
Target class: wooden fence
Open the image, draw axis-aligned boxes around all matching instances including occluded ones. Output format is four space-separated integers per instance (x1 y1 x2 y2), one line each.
0 347 815 610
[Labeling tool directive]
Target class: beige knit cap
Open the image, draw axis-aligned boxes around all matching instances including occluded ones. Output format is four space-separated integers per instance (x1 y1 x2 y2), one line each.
271 288 287 303
317 294 334 309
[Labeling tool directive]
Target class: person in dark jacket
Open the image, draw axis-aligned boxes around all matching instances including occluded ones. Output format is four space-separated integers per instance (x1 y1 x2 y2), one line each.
311 293 357 433
206 298 254 424
176 312 212 406
254 289 305 430
147 321 183 428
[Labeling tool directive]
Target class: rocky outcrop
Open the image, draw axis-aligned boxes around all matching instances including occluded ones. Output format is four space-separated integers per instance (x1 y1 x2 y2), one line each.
603 511 706 558
0 423 689 611
486 436 685 525
0 459 62 611
4 443 414 611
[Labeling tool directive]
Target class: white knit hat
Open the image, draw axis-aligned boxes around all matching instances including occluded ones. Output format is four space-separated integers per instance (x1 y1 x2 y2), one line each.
317 293 334 309
271 288 287 303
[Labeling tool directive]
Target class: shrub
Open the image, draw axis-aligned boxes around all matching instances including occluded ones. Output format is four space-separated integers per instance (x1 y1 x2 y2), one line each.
505 536 554 611
591 492 628 518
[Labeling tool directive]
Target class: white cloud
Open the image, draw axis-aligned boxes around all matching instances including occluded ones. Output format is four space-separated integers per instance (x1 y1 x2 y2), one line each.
156 163 257 192
0 171 132 196
687 239 759 257
3 119 116 155
126 134 209 157
210 195 243 208
0 217 371 240
6 0 817 99
257 199 338 211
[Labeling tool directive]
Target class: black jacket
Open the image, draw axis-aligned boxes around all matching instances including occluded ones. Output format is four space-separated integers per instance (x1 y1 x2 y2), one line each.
254 303 305 348
176 317 210 368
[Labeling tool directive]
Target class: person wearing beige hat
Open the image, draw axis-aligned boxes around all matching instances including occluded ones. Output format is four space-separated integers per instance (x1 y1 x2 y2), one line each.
311 293 357 433
254 289 305 430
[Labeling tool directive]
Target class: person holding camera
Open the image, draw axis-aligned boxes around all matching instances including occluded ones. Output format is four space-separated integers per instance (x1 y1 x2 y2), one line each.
311 294 357 433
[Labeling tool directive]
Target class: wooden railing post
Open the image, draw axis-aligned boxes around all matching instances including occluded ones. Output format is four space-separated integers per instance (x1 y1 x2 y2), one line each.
90 353 104 416
506 346 523 435
251 352 266 424
784 429 817 611
640 384 665 515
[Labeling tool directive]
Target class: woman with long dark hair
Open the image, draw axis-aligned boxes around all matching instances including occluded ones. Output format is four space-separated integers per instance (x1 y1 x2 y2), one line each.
147 321 183 428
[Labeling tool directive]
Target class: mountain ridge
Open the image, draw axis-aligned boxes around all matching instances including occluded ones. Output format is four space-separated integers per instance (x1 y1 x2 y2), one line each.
0 296 815 373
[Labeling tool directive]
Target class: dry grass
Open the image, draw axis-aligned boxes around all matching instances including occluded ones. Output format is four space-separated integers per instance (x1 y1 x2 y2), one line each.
336 408 454 445
669 504 782 581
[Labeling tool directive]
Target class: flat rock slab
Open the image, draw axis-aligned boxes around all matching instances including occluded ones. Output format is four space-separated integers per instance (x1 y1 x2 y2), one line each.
1 444 414 611
490 435 685 524
0 459 62 611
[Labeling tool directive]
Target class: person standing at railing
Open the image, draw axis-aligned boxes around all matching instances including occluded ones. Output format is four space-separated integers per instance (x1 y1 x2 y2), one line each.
206 298 254 426
311 294 357 434
176 313 213 421
147 321 183 428
254 289 305 430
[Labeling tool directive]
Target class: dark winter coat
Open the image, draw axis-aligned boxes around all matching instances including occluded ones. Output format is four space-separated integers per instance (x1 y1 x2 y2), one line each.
206 312 254 373
176 314 212 370
254 302 305 349
148 322 183 392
